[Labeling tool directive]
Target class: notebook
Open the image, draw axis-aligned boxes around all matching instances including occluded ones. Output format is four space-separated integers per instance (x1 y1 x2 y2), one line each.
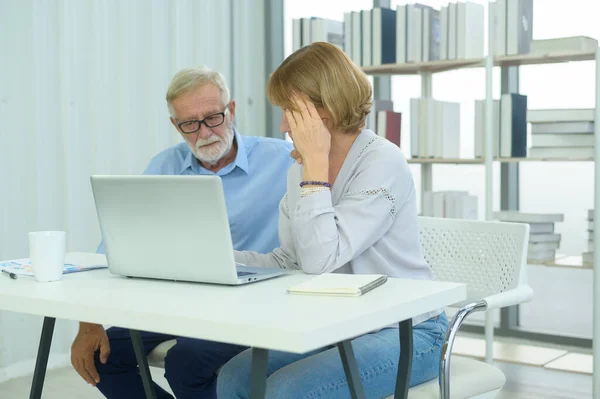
287 273 388 297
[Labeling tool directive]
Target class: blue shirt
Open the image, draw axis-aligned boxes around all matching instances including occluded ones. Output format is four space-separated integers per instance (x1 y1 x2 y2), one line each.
97 128 294 254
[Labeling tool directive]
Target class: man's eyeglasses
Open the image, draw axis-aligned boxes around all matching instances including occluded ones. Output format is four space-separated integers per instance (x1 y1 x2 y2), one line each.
177 107 229 134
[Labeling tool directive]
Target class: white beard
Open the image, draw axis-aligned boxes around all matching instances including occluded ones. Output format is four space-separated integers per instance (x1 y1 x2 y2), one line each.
190 127 234 165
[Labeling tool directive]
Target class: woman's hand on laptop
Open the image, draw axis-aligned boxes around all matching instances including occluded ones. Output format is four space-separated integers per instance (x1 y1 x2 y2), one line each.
71 322 110 386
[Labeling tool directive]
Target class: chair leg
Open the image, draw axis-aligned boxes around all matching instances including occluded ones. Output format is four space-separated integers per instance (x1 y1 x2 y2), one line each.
439 302 487 399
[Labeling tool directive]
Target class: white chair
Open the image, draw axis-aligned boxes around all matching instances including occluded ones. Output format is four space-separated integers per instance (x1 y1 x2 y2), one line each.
148 217 533 399
392 216 533 399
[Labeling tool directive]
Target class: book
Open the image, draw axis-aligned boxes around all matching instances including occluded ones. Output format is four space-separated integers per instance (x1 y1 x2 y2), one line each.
530 121 594 134
527 250 556 261
0 252 107 277
396 5 408 64
311 18 344 49
448 2 457 60
456 1 484 59
530 134 594 148
437 101 461 158
344 12 353 58
292 19 302 51
530 36 598 54
422 7 440 62
529 233 561 244
493 211 564 223
361 9 372 67
366 99 394 132
351 11 362 65
528 242 560 251
527 108 594 123
500 93 528 158
372 7 396 66
377 110 402 147
439 6 448 60
529 222 555 234
493 0 507 56
287 274 388 297
474 99 500 158
528 146 594 159
506 0 533 55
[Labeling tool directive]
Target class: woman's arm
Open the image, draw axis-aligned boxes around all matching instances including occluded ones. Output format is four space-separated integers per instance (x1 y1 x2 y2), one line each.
292 155 411 275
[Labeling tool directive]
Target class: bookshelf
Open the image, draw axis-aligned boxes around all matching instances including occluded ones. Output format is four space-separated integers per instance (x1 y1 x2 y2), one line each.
359 3 600 392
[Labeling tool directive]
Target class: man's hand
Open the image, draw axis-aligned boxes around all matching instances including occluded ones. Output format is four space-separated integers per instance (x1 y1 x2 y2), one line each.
71 322 110 386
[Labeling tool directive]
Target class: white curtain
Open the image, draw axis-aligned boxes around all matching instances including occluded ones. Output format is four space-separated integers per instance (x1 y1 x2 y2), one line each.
0 0 272 381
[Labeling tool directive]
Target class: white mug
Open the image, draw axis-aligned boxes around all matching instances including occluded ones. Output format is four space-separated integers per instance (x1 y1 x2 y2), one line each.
29 231 66 282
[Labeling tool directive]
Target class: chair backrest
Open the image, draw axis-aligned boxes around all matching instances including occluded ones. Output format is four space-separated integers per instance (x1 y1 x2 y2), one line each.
417 216 530 306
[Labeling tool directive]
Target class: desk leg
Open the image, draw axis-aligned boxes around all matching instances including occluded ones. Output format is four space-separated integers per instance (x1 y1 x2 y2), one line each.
338 340 366 399
250 348 268 399
394 319 413 399
129 329 157 399
29 316 56 399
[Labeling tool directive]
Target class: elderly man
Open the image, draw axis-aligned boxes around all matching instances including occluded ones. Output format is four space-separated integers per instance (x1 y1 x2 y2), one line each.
71 66 294 399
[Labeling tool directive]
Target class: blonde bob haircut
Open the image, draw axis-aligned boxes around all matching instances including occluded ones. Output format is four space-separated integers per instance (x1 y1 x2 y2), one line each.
267 42 372 133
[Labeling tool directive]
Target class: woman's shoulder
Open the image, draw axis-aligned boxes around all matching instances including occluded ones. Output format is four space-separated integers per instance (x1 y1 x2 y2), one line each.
354 130 408 168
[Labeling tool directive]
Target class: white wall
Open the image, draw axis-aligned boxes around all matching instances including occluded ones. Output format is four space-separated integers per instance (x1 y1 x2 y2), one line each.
0 0 268 382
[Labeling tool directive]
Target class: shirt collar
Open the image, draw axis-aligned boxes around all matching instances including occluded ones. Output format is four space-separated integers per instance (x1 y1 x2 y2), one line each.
180 127 249 175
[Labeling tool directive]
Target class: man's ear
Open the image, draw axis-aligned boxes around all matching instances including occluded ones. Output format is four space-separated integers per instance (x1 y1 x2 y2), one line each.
229 100 236 119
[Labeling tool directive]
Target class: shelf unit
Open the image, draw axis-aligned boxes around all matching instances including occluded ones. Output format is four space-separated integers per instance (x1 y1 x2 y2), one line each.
361 5 599 396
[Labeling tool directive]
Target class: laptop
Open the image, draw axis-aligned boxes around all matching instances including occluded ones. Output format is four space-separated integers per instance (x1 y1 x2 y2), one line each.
90 175 287 285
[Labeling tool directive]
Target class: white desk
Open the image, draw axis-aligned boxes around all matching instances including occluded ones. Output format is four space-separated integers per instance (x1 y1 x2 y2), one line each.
0 263 466 399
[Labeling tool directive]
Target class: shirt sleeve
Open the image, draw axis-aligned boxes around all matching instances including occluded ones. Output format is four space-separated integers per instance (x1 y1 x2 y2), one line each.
291 158 408 275
234 194 301 270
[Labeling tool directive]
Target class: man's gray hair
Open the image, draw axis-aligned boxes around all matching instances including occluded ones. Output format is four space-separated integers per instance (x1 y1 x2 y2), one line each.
166 66 231 118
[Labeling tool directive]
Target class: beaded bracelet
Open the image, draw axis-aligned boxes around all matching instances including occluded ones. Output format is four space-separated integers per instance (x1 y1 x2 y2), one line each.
299 180 332 188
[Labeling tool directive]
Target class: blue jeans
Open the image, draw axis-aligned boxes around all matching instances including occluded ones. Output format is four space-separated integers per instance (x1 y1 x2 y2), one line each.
94 327 248 399
217 313 448 399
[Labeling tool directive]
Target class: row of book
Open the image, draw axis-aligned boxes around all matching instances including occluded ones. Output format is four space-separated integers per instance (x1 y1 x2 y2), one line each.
410 98 461 158
292 0 537 67
527 109 595 159
583 209 594 265
365 100 402 147
474 94 528 158
491 0 533 56
493 211 563 262
291 17 344 52
292 1 486 68
422 191 478 219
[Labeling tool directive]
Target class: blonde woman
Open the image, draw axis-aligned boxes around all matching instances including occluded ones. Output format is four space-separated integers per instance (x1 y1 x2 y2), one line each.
217 42 447 398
